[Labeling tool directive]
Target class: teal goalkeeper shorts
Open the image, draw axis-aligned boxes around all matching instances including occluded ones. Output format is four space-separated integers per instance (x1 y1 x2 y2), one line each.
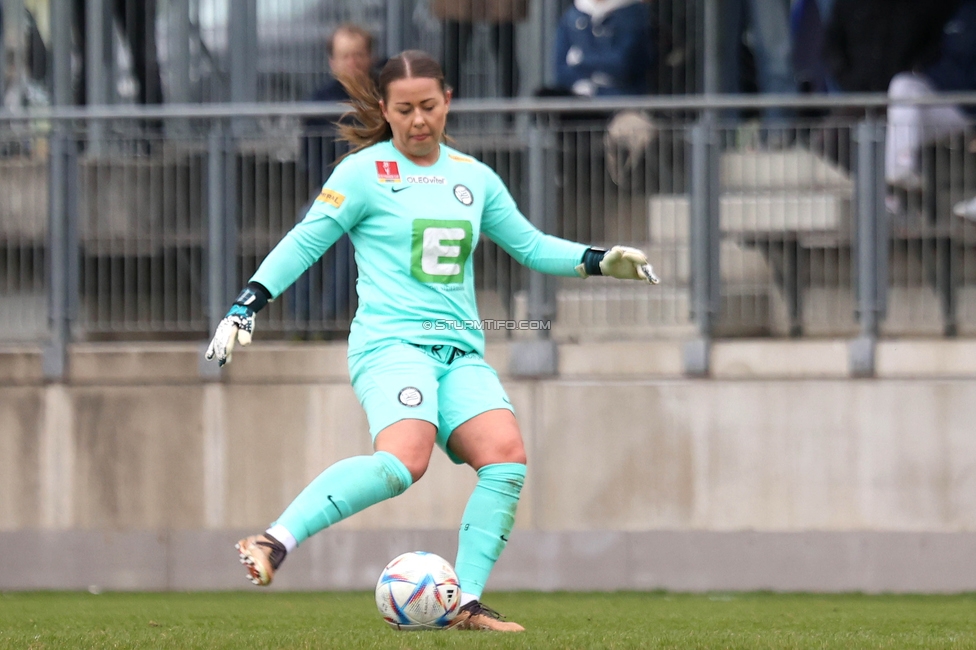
348 341 514 464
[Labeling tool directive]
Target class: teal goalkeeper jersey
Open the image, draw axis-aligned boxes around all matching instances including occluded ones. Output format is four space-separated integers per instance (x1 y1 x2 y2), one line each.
251 140 588 356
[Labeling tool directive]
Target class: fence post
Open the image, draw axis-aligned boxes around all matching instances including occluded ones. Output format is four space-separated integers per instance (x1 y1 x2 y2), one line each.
43 132 78 380
850 119 888 377
685 117 721 376
202 121 236 377
510 116 558 377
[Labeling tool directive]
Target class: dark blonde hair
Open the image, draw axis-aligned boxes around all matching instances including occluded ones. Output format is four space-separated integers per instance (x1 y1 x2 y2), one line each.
336 50 450 159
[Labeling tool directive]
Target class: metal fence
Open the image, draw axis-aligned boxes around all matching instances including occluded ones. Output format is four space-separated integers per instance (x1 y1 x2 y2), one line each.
6 96 976 372
2 0 702 110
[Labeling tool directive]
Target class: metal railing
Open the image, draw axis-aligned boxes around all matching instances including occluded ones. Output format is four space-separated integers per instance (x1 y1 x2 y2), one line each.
5 95 976 376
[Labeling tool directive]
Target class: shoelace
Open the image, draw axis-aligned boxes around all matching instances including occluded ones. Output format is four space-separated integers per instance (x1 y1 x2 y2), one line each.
463 601 505 621
255 536 287 570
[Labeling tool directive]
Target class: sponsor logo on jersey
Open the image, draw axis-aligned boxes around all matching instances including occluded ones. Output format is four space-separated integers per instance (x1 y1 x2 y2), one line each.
315 188 345 208
375 160 401 182
448 153 474 163
404 175 447 185
453 184 474 206
398 387 423 407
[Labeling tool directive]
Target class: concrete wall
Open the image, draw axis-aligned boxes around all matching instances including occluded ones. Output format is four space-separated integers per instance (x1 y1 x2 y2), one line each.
3 339 976 591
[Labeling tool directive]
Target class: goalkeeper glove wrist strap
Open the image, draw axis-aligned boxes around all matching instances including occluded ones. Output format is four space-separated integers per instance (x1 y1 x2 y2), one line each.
233 282 272 313
581 247 607 277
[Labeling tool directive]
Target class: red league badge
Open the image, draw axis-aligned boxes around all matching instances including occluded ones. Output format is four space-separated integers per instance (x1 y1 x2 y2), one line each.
375 161 401 183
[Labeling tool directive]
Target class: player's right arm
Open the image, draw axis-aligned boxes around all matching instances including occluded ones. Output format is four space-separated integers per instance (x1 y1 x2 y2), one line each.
205 154 368 366
251 155 367 298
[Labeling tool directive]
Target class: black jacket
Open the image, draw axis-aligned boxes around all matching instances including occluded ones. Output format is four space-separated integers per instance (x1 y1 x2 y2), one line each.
824 0 960 92
301 77 352 185
925 0 976 94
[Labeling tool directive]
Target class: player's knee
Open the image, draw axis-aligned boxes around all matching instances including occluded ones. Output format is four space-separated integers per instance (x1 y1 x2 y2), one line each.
494 436 527 466
400 456 430 483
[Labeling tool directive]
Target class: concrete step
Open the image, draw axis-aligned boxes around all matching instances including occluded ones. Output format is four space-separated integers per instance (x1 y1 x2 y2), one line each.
0 159 48 242
0 293 48 342
721 147 854 192
644 241 771 285
514 284 774 341
649 192 852 245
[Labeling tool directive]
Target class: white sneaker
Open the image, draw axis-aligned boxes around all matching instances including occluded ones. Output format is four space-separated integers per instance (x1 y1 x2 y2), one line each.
953 196 976 220
887 171 924 192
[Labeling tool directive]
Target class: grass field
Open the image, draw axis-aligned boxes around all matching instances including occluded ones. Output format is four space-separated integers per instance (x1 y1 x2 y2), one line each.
1 591 975 649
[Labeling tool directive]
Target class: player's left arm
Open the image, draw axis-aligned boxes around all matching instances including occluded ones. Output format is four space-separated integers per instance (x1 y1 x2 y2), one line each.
480 170 659 284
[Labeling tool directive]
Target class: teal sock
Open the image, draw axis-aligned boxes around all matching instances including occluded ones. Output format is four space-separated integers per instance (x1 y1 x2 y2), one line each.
454 462 526 599
274 451 412 545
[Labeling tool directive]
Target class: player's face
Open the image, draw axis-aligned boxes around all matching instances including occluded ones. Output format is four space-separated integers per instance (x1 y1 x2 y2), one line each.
380 77 452 166
330 33 371 80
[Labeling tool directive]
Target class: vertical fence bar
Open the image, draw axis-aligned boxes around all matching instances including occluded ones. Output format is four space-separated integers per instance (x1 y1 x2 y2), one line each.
44 132 78 379
850 119 887 376
206 121 238 342
385 0 403 57
170 0 191 137
510 115 558 377
43 0 75 379
702 0 719 95
86 0 112 155
685 117 720 375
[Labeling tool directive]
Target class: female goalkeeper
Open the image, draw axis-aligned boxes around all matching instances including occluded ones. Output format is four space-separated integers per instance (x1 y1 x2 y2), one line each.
205 49 657 632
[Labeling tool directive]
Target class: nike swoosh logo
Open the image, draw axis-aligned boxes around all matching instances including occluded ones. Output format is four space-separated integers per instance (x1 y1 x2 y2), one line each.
391 186 410 193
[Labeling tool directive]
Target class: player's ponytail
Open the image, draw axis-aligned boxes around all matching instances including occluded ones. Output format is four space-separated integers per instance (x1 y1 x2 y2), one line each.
335 71 392 156
336 50 450 160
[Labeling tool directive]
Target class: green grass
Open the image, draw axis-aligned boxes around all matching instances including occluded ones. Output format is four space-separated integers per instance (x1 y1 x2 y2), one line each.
1 591 975 649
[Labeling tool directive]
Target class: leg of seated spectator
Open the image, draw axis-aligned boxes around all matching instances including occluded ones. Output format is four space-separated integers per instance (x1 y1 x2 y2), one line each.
886 73 930 189
919 103 969 153
748 0 795 128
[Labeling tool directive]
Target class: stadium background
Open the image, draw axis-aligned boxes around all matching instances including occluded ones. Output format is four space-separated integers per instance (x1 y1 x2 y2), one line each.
3 0 976 593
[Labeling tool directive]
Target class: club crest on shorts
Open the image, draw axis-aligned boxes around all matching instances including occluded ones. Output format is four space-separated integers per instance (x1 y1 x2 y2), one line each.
453 184 473 206
398 387 423 407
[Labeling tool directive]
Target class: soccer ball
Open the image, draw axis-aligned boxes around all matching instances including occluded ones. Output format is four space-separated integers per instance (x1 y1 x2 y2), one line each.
375 551 461 630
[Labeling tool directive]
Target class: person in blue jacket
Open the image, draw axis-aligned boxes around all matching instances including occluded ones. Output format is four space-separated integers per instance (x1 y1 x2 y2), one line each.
554 0 655 97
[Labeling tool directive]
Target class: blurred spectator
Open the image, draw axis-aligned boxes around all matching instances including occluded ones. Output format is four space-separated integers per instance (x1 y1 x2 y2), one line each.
431 0 528 97
552 0 655 98
884 0 976 194
290 24 373 338
72 0 162 107
791 0 829 95
823 0 959 93
303 25 376 184
721 0 795 125
0 3 49 111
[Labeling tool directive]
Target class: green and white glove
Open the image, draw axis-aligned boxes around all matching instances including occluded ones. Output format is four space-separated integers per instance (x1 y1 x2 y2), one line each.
205 283 271 366
576 246 660 284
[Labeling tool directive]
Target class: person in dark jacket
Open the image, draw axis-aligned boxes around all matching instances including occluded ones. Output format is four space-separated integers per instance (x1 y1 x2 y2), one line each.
291 25 375 337
885 0 976 193
721 0 796 126
823 0 960 93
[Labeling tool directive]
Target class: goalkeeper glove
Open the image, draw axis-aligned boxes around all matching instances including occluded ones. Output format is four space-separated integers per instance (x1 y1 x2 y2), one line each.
205 282 271 366
576 246 660 284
